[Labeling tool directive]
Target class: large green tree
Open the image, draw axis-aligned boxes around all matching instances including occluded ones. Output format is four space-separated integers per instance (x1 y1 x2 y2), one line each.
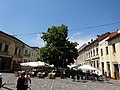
40 24 78 68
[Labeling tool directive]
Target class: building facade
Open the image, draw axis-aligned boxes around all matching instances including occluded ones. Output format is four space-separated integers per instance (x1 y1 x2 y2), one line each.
76 32 111 72
0 31 40 71
107 30 120 79
77 29 120 79
85 39 99 69
76 44 87 65
99 36 111 77
31 47 40 61
76 38 100 69
0 31 24 71
99 30 120 79
22 45 38 62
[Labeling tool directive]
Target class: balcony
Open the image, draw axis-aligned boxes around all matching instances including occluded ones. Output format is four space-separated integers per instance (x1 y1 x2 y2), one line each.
0 51 8 55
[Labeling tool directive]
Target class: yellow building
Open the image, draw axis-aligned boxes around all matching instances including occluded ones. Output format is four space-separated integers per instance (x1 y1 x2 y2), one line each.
0 31 39 71
22 45 38 62
99 35 111 77
76 38 100 69
107 30 120 79
31 47 40 61
99 29 120 79
0 31 24 71
76 29 120 80
84 39 99 69
76 32 110 70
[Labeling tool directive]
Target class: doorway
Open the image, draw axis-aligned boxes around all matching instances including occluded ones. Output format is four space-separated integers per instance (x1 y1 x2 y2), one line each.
114 64 119 80
107 62 111 78
101 62 104 75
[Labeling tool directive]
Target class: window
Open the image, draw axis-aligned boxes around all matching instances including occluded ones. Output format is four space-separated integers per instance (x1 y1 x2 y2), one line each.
24 59 27 62
101 62 104 75
87 53 89 58
97 60 99 68
18 49 21 55
112 44 116 53
93 49 95 56
106 47 108 55
86 53 88 58
89 52 90 57
94 61 95 67
4 44 8 52
96 48 98 55
0 43 2 50
15 47 18 54
29 51 31 56
91 51 92 57
25 49 28 54
101 49 103 56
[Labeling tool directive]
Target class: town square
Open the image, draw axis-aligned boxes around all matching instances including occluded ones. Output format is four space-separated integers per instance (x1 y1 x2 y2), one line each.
0 0 120 90
1 73 120 90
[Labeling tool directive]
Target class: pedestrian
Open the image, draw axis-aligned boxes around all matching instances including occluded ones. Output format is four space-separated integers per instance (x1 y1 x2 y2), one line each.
24 72 31 90
16 72 26 90
76 70 80 82
104 72 107 81
71 68 76 81
0 73 2 88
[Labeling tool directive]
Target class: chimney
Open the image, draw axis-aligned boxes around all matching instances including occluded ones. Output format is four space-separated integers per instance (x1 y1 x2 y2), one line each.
88 42 90 44
91 39 93 42
97 35 100 37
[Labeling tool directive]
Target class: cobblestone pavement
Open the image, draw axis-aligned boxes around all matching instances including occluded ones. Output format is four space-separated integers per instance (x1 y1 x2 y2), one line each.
1 73 120 90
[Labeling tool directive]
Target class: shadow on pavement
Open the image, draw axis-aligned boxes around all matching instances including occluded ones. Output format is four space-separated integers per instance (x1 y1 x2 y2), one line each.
78 80 89 83
2 86 13 90
107 82 120 87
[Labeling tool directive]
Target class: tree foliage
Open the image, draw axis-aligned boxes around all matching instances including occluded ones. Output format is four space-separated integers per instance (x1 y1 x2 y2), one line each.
40 24 78 68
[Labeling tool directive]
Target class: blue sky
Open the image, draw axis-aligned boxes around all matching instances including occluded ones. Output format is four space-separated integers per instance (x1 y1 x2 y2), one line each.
0 0 120 48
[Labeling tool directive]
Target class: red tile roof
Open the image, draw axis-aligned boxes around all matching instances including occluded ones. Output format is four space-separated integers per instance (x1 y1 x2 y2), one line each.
107 31 120 41
97 32 111 41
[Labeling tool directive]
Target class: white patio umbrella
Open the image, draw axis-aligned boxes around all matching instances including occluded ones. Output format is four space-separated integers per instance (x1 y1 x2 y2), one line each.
49 64 54 68
67 64 77 69
20 62 31 66
78 64 97 71
20 61 45 67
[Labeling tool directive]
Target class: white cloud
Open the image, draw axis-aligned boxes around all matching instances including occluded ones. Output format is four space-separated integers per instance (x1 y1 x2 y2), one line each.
28 32 96 49
69 32 82 39
70 36 74 39
69 31 96 48
75 32 81 36
28 34 45 47
70 35 96 49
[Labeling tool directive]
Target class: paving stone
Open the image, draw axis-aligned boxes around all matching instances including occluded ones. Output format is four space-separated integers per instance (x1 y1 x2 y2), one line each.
1 73 120 90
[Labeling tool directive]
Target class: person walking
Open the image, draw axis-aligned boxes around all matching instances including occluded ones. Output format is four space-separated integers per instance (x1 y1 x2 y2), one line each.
24 72 31 90
76 70 80 82
16 72 26 90
71 68 76 81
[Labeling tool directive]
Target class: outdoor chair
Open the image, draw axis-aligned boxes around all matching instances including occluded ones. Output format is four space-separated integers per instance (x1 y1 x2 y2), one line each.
48 72 56 79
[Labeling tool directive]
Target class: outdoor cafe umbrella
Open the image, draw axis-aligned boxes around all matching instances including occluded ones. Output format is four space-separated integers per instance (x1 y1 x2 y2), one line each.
77 64 97 71
20 61 45 67
67 64 77 69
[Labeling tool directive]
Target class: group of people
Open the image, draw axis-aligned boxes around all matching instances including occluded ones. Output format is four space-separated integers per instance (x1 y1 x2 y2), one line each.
0 72 31 90
69 68 102 81
16 72 31 90
70 69 83 81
